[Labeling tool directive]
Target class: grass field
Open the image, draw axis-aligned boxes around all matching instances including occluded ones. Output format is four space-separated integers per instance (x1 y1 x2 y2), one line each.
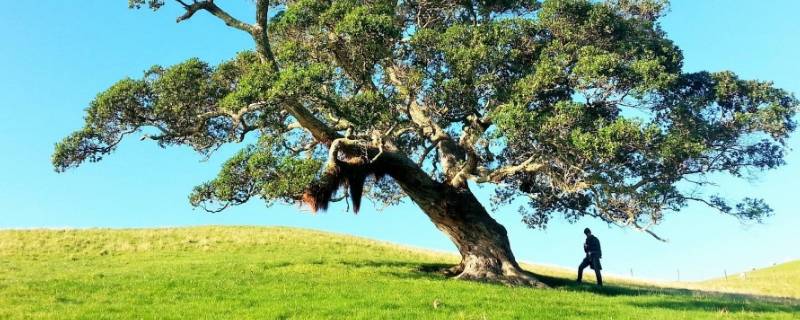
685 260 800 300
0 226 797 319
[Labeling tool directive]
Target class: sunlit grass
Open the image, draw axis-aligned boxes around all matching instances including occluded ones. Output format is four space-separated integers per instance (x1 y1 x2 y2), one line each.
0 226 797 319
682 261 800 299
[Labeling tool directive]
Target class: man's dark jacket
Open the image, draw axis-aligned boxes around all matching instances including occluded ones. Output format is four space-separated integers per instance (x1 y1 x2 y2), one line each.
584 235 602 258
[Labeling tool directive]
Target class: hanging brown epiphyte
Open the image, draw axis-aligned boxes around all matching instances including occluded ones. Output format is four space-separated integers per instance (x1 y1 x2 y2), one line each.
301 157 387 214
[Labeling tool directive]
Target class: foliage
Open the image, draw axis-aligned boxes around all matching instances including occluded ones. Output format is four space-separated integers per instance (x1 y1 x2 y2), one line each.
188 135 323 211
55 0 798 237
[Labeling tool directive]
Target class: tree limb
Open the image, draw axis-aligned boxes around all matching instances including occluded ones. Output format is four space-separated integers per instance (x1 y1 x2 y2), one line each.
172 0 340 147
386 65 476 184
252 0 278 66
631 222 668 242
175 0 253 34
472 157 546 184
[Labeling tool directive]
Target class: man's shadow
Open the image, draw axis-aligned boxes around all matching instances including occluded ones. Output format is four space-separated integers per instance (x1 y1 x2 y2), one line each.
394 262 800 314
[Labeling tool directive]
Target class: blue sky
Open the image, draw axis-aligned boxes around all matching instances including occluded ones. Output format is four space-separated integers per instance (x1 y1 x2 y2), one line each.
1 1 798 281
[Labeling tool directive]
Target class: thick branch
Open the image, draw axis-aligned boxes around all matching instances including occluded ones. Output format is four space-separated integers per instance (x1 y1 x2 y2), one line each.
472 157 546 184
386 65 466 181
285 102 342 144
451 114 492 186
631 222 668 242
141 101 264 145
173 1 338 146
253 0 278 66
175 0 253 34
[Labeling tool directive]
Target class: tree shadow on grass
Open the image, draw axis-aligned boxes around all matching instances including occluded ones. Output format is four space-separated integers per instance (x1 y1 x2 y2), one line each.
524 271 800 313
532 272 799 307
338 260 443 270
367 261 800 314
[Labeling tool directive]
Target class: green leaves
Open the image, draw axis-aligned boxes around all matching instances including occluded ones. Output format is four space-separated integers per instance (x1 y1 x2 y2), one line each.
128 0 164 10
219 60 277 112
58 0 797 231
410 18 544 120
336 90 396 128
189 136 323 211
269 62 332 100
710 71 797 139
272 0 400 83
332 2 399 54
570 118 649 161
85 78 152 129
52 52 282 172
493 65 796 230
151 58 216 117
53 78 152 172
53 128 110 173
707 196 775 223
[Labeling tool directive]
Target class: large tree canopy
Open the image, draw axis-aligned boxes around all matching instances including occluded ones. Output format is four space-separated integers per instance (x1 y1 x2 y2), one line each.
55 0 797 285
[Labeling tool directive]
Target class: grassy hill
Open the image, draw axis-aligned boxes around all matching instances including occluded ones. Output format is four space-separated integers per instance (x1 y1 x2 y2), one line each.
686 261 800 299
0 226 797 319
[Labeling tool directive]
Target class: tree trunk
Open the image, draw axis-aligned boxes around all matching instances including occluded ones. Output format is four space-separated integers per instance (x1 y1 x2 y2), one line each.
381 156 546 286
422 186 547 286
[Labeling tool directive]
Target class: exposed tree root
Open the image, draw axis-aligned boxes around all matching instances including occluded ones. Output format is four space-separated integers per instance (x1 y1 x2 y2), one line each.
437 262 549 288
454 268 549 288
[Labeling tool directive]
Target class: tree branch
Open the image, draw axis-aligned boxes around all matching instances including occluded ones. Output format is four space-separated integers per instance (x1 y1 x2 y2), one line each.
472 157 546 184
451 113 492 186
175 0 253 34
631 222 667 242
252 0 278 67
386 65 471 184
285 102 342 144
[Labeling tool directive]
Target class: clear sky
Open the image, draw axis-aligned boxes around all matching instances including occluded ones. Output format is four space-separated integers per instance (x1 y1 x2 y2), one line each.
1 0 798 281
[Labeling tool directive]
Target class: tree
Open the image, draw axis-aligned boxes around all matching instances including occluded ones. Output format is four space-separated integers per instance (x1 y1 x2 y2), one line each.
54 0 797 286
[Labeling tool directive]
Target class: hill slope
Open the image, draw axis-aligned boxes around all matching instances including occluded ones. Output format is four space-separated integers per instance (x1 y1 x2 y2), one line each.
0 226 797 319
689 260 800 299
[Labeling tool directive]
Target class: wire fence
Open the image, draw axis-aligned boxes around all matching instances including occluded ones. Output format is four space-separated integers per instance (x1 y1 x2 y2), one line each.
623 263 779 282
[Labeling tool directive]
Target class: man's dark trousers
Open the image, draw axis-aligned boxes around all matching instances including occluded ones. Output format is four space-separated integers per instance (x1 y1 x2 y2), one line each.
577 252 602 286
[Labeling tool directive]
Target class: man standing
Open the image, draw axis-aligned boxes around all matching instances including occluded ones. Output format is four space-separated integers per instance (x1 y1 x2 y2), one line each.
577 228 603 286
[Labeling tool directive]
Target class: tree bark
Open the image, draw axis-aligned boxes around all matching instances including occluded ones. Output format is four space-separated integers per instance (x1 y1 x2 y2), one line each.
378 152 547 287
416 185 547 287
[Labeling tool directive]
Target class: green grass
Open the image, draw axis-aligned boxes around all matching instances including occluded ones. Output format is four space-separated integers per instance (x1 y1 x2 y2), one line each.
686 261 800 299
0 226 797 319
